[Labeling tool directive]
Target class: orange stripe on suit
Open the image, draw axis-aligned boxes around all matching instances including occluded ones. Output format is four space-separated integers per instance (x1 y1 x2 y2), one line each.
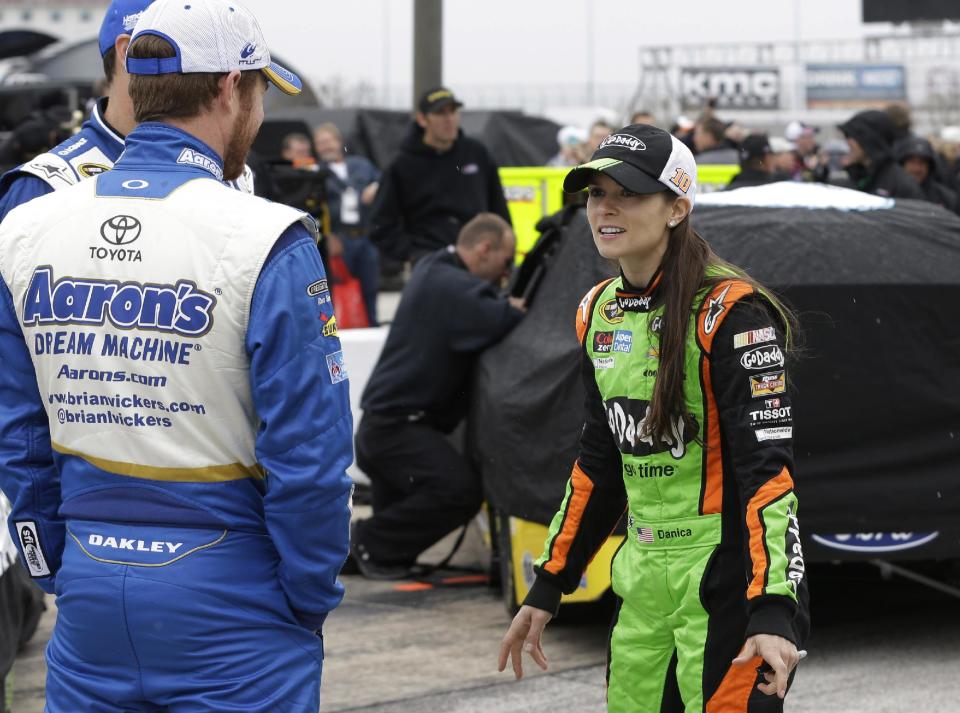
745 468 795 599
706 655 763 712
543 462 595 575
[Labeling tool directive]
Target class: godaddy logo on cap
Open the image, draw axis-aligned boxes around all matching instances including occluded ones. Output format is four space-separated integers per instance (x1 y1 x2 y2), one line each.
600 134 647 152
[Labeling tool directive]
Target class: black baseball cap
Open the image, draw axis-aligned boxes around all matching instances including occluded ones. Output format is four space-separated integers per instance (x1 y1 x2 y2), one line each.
563 124 698 207
418 87 463 114
740 134 772 164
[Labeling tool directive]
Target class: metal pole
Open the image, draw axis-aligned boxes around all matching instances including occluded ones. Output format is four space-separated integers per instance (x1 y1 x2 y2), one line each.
413 0 443 109
794 0 804 117
872 560 960 600
382 0 391 106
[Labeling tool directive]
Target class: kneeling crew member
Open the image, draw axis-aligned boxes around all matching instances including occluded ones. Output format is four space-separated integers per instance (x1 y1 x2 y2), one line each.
352 213 524 578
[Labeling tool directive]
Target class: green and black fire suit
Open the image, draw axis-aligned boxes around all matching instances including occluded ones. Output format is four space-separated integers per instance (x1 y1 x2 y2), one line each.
524 269 810 712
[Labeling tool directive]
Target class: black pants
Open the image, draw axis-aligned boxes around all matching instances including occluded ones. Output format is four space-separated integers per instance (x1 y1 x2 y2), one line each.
354 412 482 565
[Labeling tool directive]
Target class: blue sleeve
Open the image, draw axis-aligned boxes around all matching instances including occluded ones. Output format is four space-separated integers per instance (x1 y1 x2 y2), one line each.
0 174 53 224
246 222 354 631
0 279 62 594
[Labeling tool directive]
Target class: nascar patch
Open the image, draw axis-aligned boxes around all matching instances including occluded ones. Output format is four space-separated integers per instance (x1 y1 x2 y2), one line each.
599 298 624 324
734 326 776 349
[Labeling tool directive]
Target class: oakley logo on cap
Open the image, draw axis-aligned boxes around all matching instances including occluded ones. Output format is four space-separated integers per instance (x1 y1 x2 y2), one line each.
600 134 647 152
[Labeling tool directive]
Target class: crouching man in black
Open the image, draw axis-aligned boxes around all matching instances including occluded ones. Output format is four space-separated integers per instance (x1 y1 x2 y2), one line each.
351 213 525 578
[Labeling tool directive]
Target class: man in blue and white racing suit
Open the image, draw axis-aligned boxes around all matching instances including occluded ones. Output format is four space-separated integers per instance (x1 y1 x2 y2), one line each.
0 0 255 224
0 0 352 710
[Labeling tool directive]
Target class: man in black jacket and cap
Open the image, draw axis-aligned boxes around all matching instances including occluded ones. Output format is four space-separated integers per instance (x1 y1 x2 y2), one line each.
370 87 513 263
838 110 924 200
726 134 776 190
895 136 959 214
351 213 525 578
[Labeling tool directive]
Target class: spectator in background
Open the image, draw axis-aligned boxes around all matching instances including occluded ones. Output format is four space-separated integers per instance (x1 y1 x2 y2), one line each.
630 109 656 127
314 122 382 325
939 126 960 187
585 120 614 155
671 114 696 151
785 121 821 180
0 0 161 223
885 102 955 190
785 121 819 161
351 214 525 579
280 132 314 167
769 136 799 179
838 110 924 200
692 116 739 164
547 125 587 167
726 134 776 190
895 136 958 213
370 87 511 263
885 101 913 143
802 137 851 187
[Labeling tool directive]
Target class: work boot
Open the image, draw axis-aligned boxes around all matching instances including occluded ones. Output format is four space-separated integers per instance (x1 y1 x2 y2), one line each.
348 522 415 581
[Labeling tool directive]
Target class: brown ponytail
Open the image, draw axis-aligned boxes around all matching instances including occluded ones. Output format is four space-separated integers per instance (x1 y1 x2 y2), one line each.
641 210 797 445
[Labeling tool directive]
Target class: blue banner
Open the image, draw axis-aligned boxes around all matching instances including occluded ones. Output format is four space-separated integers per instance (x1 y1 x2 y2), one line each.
806 64 906 108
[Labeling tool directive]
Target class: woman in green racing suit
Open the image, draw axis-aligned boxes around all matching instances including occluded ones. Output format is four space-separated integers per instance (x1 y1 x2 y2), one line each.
498 124 809 712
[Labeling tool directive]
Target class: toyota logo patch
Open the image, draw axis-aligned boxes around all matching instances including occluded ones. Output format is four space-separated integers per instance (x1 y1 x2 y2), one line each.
100 215 142 246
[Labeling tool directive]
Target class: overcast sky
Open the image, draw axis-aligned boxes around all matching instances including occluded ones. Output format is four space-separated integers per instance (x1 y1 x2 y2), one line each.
242 0 874 95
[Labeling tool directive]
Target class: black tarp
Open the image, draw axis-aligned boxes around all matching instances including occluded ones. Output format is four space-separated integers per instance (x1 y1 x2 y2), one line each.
258 108 560 168
468 207 615 525
469 190 960 559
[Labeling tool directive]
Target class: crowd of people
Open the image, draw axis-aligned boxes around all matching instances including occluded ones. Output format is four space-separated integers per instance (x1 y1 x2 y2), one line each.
550 104 960 212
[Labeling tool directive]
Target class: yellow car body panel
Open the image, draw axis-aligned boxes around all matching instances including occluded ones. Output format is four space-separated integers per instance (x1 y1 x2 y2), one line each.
506 515 624 605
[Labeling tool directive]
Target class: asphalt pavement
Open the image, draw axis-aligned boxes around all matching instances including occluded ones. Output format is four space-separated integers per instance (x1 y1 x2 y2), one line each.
11 519 960 712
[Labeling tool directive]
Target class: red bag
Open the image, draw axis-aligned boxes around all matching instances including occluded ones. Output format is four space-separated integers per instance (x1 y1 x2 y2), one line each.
329 255 369 329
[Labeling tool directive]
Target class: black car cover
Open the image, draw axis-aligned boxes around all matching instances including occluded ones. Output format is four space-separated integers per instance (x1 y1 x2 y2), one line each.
468 207 615 525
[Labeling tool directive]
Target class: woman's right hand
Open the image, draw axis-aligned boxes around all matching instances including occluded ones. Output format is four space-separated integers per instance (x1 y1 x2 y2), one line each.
497 605 553 680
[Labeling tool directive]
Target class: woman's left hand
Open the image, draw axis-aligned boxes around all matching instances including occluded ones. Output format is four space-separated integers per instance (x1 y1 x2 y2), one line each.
732 634 800 699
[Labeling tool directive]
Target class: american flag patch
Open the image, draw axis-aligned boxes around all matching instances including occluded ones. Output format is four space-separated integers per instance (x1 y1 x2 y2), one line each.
637 527 654 544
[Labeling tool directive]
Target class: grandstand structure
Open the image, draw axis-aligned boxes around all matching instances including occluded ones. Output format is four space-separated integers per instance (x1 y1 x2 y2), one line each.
633 29 960 133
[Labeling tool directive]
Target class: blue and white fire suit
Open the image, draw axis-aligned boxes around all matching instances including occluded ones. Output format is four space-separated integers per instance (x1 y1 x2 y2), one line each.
0 122 353 711
0 97 254 223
